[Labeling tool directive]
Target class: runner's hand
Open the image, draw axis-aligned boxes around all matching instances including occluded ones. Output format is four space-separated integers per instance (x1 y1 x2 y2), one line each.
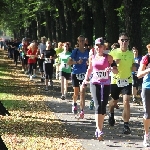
81 80 88 88
105 67 112 72
77 59 83 64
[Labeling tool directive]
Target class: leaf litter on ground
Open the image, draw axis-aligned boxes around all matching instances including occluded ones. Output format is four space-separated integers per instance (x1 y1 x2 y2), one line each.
0 49 84 150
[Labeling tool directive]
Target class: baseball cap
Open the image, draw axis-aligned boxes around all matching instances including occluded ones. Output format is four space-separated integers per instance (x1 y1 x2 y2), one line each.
95 38 104 45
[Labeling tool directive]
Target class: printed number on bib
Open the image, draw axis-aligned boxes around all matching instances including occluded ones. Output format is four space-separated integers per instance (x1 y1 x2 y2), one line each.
134 71 137 76
45 58 51 63
30 55 35 59
61 63 69 69
76 73 85 80
93 70 108 80
117 79 129 87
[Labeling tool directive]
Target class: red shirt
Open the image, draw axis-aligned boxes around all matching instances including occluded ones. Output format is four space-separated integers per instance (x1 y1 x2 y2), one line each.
23 43 30 54
27 48 37 64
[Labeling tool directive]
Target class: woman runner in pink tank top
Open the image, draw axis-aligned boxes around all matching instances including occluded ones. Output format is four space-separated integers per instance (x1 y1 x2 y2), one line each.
82 38 118 141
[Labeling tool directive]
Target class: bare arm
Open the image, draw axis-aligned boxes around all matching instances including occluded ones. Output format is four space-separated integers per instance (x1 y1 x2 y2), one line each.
67 57 82 65
132 63 137 72
84 56 93 81
137 63 150 78
108 55 118 74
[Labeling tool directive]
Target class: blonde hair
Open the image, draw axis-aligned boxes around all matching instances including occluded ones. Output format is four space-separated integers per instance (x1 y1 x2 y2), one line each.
28 43 36 49
41 36 47 41
146 44 150 49
58 42 63 48
46 40 51 47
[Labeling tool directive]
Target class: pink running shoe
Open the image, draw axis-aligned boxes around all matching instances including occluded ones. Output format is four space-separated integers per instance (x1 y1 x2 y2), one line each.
79 111 84 119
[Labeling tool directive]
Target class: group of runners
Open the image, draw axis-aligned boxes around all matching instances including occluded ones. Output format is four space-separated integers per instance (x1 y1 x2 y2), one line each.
2 32 150 147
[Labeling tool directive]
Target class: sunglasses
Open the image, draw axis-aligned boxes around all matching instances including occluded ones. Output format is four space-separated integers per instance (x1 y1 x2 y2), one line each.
121 39 129 42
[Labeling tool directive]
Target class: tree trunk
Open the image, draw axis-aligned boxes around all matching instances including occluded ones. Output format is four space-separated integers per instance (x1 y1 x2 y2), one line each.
93 0 105 39
123 0 143 54
65 9 72 42
45 10 51 39
55 0 66 42
82 2 93 45
103 0 122 44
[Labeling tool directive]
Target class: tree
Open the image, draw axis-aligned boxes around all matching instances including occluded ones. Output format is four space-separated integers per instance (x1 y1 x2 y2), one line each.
123 0 143 54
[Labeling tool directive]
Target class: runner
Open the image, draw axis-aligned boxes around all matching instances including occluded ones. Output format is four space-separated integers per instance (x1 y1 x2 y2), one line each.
137 44 150 147
42 40 56 90
108 32 136 134
82 37 118 140
26 42 38 81
132 46 142 102
68 35 89 119
58 42 72 100
38 37 47 82
55 42 63 79
22 38 30 74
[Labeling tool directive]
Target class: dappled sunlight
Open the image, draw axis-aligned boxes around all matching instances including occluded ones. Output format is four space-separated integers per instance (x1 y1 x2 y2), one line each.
2 134 83 150
0 49 84 149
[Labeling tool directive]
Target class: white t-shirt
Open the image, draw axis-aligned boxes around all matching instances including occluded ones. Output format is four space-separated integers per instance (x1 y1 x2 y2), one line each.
38 43 46 54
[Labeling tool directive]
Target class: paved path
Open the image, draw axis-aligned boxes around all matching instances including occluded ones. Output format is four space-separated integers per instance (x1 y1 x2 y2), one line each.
45 81 147 150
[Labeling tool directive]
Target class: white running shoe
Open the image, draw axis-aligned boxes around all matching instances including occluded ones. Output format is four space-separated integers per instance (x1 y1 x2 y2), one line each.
30 75 33 81
32 74 36 78
143 135 150 147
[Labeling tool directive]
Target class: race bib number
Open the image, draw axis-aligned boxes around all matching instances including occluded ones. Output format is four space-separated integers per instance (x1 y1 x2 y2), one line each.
76 73 85 80
61 63 69 69
93 70 108 80
117 79 129 87
30 55 35 59
45 58 51 63
135 60 139 64
134 71 137 76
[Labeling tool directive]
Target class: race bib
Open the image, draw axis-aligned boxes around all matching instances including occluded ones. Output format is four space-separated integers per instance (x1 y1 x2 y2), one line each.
134 71 137 76
93 70 108 80
135 60 139 63
61 63 69 69
117 79 129 87
45 58 51 63
30 55 35 59
76 73 85 80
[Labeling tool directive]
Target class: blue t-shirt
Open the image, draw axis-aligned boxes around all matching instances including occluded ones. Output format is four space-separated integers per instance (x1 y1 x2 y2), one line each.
70 48 89 74
143 73 150 89
132 56 142 75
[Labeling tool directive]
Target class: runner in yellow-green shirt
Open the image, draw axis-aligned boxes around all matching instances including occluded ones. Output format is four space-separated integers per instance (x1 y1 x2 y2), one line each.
108 32 136 135
55 42 63 79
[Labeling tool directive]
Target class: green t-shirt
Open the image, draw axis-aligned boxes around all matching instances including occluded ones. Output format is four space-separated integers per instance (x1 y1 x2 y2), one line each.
55 48 64 63
58 51 71 73
109 48 134 84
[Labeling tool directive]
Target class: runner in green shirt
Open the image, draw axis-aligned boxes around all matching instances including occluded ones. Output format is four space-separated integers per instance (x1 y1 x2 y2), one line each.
58 42 72 100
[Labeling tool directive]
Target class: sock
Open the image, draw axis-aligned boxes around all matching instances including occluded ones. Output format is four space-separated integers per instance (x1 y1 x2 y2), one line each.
109 112 114 118
124 122 129 126
74 103 77 106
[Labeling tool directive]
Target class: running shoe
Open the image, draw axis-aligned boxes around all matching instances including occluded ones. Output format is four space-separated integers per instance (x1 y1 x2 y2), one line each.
108 115 115 126
32 74 36 78
61 95 65 100
123 125 131 134
79 111 84 119
50 81 53 86
45 87 48 91
95 130 104 141
30 75 33 81
72 103 77 114
143 135 150 147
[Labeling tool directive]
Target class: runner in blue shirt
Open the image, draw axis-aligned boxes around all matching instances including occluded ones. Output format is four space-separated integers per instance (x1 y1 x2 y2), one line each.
68 35 89 119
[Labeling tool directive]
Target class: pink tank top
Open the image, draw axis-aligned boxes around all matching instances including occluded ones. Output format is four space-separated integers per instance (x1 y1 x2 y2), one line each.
91 54 110 84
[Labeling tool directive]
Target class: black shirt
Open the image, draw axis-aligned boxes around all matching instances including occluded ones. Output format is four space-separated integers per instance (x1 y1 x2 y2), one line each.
43 49 56 64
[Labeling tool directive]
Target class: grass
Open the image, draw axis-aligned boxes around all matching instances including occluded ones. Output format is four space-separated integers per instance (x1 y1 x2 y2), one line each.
0 49 83 150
